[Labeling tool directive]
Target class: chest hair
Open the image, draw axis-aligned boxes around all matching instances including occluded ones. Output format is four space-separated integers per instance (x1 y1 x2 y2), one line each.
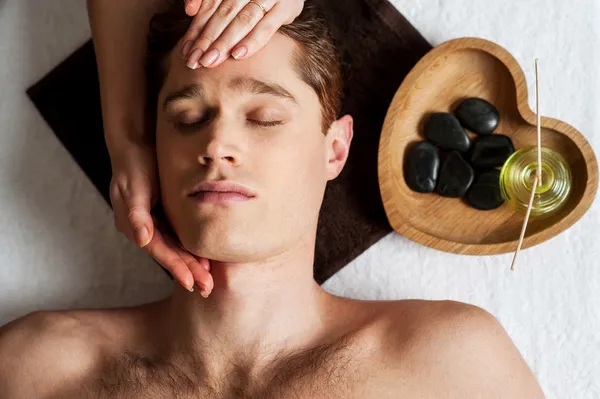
72 331 373 399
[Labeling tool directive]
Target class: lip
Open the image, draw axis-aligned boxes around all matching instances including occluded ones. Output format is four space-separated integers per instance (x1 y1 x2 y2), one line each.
187 180 256 204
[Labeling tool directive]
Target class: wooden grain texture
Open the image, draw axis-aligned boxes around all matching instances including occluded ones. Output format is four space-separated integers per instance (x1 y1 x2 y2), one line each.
378 37 598 255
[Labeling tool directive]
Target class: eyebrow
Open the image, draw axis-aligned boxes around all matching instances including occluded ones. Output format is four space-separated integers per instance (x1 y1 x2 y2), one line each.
162 84 205 112
162 76 299 112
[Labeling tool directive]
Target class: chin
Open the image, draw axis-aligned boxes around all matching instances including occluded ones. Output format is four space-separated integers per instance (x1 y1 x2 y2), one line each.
179 225 267 263
186 244 267 264
172 211 305 264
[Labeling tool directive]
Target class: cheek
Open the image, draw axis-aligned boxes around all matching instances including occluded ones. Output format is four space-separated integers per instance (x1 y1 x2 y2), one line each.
156 130 178 185
156 118 197 171
155 127 195 206
254 126 327 206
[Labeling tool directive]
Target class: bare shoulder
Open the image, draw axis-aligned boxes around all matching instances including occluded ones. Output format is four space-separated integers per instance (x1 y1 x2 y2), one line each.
374 299 545 398
0 310 106 398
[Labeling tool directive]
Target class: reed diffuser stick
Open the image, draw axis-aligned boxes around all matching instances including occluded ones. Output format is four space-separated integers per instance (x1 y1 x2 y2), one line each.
511 59 543 271
511 176 538 270
535 59 542 183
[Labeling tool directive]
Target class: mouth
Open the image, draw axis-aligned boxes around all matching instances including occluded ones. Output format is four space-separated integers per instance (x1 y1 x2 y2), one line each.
187 181 256 204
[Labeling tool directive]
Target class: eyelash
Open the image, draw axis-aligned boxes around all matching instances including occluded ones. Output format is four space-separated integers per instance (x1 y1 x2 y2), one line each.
248 120 284 127
173 119 284 132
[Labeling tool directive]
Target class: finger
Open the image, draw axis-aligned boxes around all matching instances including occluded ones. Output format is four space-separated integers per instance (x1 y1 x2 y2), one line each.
181 0 223 60
197 256 211 272
185 0 202 16
178 250 210 275
145 228 196 292
189 261 214 298
228 2 287 61
203 0 276 67
190 0 251 67
117 179 155 248
167 234 212 280
180 245 211 272
179 252 214 297
110 179 142 244
162 233 214 297
110 176 154 246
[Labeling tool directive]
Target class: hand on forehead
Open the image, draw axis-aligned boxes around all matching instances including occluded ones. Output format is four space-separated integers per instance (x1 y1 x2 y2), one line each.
162 33 312 106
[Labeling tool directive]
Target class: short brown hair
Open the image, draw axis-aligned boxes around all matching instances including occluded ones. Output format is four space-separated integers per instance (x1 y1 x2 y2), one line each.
146 0 343 133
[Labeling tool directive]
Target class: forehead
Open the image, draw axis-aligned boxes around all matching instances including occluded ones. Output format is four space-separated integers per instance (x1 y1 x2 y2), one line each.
162 33 304 95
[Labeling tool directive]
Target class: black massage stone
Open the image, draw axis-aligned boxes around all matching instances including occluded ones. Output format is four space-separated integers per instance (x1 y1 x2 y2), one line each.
405 141 440 193
466 169 505 210
437 151 475 198
470 134 515 168
455 97 500 135
424 112 471 153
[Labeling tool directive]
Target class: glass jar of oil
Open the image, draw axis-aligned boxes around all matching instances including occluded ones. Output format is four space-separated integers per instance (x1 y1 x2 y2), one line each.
499 147 572 217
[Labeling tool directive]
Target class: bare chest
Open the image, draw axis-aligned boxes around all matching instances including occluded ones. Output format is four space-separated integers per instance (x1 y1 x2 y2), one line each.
79 369 370 399
67 342 400 399
68 364 366 398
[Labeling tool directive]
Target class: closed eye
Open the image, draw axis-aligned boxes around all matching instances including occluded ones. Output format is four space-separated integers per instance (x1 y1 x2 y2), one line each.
174 119 284 132
248 120 284 127
173 118 210 132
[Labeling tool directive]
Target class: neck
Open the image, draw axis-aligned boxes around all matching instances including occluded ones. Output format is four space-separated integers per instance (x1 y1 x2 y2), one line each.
160 236 339 372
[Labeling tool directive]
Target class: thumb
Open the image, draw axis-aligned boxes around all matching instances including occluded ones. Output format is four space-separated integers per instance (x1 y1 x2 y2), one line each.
124 190 154 248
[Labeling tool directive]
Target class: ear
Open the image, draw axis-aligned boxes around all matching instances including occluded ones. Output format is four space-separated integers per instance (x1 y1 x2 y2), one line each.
325 114 354 181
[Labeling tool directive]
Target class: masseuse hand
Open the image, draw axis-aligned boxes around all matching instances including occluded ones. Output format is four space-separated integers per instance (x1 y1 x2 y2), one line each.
109 138 213 297
181 0 305 68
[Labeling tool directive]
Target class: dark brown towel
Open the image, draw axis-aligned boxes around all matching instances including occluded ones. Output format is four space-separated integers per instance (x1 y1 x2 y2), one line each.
26 0 431 284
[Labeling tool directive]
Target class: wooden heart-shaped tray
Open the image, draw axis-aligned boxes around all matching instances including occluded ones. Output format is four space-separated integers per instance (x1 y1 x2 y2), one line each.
378 37 598 255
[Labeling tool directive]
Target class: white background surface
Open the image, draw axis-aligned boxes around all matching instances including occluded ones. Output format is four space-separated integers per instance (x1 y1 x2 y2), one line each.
0 0 598 397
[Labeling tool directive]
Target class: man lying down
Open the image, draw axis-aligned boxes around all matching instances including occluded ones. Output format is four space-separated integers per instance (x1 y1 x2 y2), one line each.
0 2 544 398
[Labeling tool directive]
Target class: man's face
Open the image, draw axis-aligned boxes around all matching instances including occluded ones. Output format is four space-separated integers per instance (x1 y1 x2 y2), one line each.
156 33 352 263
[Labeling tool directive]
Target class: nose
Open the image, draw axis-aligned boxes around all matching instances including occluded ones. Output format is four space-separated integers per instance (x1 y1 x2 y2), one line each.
197 124 242 167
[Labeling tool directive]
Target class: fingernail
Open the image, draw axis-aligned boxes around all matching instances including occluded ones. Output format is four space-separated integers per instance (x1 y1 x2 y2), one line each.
200 49 219 67
135 226 150 247
186 48 203 69
185 1 195 15
186 277 195 292
200 289 211 298
231 46 247 59
181 40 193 59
